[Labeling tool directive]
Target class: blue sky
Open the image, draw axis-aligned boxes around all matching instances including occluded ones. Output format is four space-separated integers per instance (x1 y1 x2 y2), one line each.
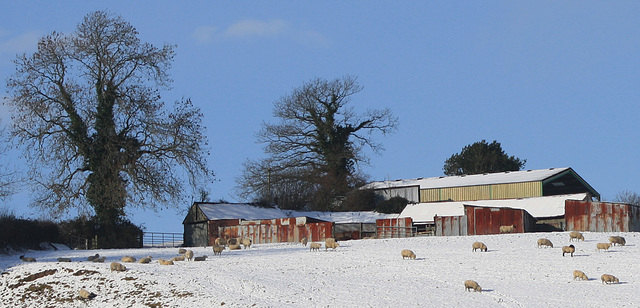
1 2 639 232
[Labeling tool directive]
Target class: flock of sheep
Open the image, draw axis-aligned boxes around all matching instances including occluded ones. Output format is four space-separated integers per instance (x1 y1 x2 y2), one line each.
398 228 627 293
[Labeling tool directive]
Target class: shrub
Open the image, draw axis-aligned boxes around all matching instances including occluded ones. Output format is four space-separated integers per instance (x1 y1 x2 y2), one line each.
0 213 61 251
59 216 144 249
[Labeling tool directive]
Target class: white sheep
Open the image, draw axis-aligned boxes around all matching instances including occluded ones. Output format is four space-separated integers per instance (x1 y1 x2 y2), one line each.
499 225 516 234
193 255 208 261
229 244 242 250
87 254 100 262
158 259 174 265
325 238 339 251
472 242 487 252
596 243 611 252
301 237 308 246
121 256 136 263
609 236 626 246
309 242 321 251
562 245 575 257
92 256 106 263
78 289 96 300
569 231 584 241
19 255 36 262
170 255 186 262
213 245 224 256
178 248 187 254
185 250 194 261
401 249 416 260
138 256 152 264
573 270 588 281
464 280 482 292
601 274 619 284
228 238 238 246
57 257 72 262
241 237 252 249
537 238 553 248
215 237 227 246
110 262 127 272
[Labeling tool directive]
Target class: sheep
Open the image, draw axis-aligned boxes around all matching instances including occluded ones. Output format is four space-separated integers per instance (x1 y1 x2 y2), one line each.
170 255 186 262
228 238 238 246
601 274 619 284
213 245 225 256
562 245 575 257
596 243 611 252
573 270 588 281
609 236 626 246
401 249 416 260
158 259 174 265
464 280 482 292
138 256 152 264
193 255 208 261
301 237 308 246
309 242 322 252
229 243 242 250
569 231 584 242
185 250 194 261
537 238 553 248
57 257 72 262
110 262 127 272
241 237 252 249
178 248 187 254
87 253 100 261
19 255 36 262
121 256 136 263
499 225 516 234
325 238 339 251
215 238 227 246
78 289 97 300
92 256 106 263
472 242 487 252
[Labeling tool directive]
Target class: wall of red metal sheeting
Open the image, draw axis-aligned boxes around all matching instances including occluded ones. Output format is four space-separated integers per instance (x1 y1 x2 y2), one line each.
212 217 333 244
435 206 536 236
376 218 413 238
434 215 468 236
565 200 640 232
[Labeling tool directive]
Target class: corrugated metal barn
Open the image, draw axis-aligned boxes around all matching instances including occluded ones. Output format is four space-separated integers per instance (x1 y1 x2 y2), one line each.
434 205 537 236
565 200 640 232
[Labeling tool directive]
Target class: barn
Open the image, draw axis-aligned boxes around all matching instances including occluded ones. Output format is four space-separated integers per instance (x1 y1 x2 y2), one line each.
434 205 537 236
365 167 600 203
565 200 640 232
182 202 395 246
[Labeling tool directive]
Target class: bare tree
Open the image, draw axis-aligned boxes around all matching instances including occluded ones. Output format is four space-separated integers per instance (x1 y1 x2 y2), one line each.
613 190 640 206
5 11 212 225
236 76 397 210
0 120 20 201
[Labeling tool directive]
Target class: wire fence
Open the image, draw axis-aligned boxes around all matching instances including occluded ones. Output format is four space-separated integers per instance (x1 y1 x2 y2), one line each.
142 232 184 248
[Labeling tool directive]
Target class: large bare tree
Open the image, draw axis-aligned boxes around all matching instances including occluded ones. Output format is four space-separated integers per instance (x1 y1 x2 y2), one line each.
236 76 397 210
6 11 212 225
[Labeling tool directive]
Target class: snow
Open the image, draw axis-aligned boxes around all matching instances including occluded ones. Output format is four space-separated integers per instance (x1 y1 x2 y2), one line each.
400 193 588 224
2 231 639 307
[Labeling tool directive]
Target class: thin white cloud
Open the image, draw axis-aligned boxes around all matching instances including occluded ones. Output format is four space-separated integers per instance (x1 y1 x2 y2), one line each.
223 19 288 38
0 31 40 55
191 25 218 44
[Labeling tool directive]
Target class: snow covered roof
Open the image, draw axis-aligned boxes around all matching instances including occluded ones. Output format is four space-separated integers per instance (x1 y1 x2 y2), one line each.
398 193 589 224
365 167 572 190
194 203 395 224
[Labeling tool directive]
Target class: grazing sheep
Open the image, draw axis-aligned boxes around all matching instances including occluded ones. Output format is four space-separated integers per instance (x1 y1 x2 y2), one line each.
138 256 152 264
178 248 187 254
596 243 612 252
301 237 308 246
215 238 227 246
87 254 100 261
78 289 97 300
472 242 487 252
401 249 416 260
229 243 242 250
609 236 626 246
569 231 584 242
562 245 576 257
170 255 186 262
573 270 588 281
158 259 174 265
185 250 194 261
464 280 482 292
537 238 553 248
499 225 516 234
19 255 36 262
57 257 72 262
241 237 252 249
92 256 106 263
110 262 127 272
212 245 224 256
228 238 238 246
601 274 619 284
325 238 339 251
309 242 322 252
121 256 136 263
193 255 208 261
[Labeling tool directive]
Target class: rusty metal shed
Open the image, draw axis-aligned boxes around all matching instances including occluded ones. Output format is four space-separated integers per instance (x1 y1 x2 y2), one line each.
565 200 640 232
376 218 414 238
434 205 536 236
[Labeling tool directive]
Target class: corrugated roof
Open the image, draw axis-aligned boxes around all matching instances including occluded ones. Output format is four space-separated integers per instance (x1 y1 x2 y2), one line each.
398 193 588 223
194 203 395 223
365 167 572 190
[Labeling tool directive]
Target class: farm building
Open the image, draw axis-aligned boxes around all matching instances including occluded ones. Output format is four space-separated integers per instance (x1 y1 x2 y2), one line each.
565 200 640 232
434 205 537 236
365 167 600 203
182 202 395 246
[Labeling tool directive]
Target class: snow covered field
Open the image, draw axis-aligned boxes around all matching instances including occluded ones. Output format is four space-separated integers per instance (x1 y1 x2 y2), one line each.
1 231 638 307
